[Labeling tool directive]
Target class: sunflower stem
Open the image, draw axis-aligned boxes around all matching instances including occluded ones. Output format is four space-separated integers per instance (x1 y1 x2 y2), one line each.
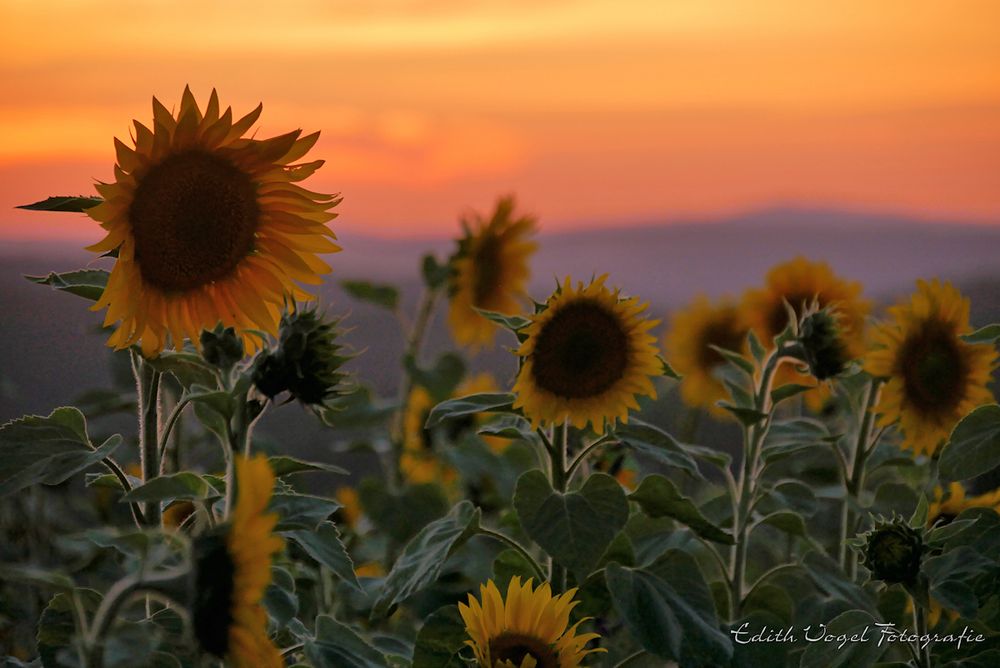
132 350 162 527
566 434 616 483
479 527 546 582
548 422 569 592
101 457 146 528
390 286 441 490
157 393 192 474
840 378 883 578
912 590 933 668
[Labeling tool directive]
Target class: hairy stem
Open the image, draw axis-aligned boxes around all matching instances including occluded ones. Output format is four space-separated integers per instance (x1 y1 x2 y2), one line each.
132 351 162 527
840 379 883 578
549 423 568 592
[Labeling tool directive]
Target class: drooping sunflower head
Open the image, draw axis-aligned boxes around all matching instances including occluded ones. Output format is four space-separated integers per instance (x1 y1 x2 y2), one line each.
798 303 851 381
513 276 660 430
87 86 341 358
458 577 603 668
928 482 1000 527
252 306 349 406
191 454 283 668
401 373 501 486
865 279 997 456
663 296 749 416
448 195 538 349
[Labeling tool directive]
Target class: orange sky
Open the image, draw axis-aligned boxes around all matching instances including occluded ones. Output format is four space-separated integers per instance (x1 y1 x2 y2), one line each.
1 0 999 242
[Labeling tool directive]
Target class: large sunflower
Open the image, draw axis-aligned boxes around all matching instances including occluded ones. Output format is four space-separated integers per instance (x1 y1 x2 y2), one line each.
663 296 748 416
458 577 603 668
448 196 537 349
192 455 283 667
865 280 996 456
401 373 503 486
513 276 660 430
742 257 870 408
87 86 340 357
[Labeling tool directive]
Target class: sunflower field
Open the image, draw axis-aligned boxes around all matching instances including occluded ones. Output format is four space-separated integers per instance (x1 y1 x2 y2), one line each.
4 88 1000 668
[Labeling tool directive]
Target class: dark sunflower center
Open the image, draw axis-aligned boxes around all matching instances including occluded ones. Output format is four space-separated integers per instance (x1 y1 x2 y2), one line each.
766 292 813 338
897 320 968 416
192 531 236 657
696 314 745 370
530 299 629 399
472 233 503 305
129 149 259 292
490 632 559 668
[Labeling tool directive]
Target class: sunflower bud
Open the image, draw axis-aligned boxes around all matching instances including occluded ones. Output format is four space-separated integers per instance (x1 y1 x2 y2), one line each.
252 308 348 406
799 307 849 380
861 518 924 585
200 325 244 371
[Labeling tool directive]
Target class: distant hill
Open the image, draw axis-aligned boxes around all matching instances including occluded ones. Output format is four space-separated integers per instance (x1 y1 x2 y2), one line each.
3 207 1000 468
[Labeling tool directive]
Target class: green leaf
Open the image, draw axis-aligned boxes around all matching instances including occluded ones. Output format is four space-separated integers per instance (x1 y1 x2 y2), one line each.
474 308 531 333
961 324 1000 344
411 605 468 668
17 195 102 212
0 564 74 590
908 493 928 528
405 352 465 401
799 609 885 668
628 474 734 545
373 501 481 617
708 344 755 376
121 472 215 503
606 551 732 665
307 615 388 668
748 330 766 364
144 351 219 391
770 383 815 405
658 355 682 380
25 269 109 301
0 408 123 498
612 420 703 479
341 280 399 310
940 404 1000 481
491 549 539 591
717 403 768 427
270 494 341 531
284 522 361 591
359 481 450 544
37 589 102 668
802 551 876 613
756 511 807 537
514 471 629 580
421 253 451 289
755 481 818 516
263 566 298 627
268 456 349 477
425 392 517 429
924 546 994 618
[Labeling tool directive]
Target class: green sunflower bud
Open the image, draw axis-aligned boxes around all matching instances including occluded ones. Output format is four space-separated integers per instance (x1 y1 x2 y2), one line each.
252 308 349 406
799 307 849 380
861 518 924 585
200 324 244 371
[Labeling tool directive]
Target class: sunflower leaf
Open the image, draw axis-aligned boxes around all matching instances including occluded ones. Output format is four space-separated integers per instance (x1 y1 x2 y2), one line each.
708 344 755 377
473 308 531 333
17 195 102 212
121 472 216 503
340 280 399 310
283 522 361 592
270 494 342 531
798 609 885 668
961 324 1000 344
372 501 481 618
411 605 468 668
657 355 682 380
514 471 629 580
717 403 768 427
612 420 704 478
628 475 734 545
770 383 815 406
308 615 388 668
267 456 349 477
0 408 123 498
143 352 219 392
425 392 517 429
940 404 1000 481
405 352 465 401
420 254 451 290
25 269 109 301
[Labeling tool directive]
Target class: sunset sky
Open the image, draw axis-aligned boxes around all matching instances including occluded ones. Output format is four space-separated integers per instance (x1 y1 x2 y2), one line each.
1 0 999 242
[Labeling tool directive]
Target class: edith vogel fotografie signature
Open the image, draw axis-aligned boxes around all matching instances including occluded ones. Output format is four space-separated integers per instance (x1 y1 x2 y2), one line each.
730 622 986 651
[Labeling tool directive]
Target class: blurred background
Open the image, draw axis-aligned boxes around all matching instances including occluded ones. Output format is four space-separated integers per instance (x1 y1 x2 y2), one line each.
2 0 1000 453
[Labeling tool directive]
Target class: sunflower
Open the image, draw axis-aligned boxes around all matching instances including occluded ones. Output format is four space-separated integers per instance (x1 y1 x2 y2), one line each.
742 257 870 408
865 280 996 456
513 275 660 430
401 373 503 486
192 454 283 667
87 86 340 358
663 296 748 416
448 195 537 349
458 577 603 668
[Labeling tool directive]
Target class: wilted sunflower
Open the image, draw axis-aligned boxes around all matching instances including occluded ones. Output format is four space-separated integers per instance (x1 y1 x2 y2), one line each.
448 196 537 349
513 276 660 430
664 296 748 416
192 455 283 667
458 577 603 668
401 373 503 486
865 280 996 456
742 257 870 408
87 86 340 357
